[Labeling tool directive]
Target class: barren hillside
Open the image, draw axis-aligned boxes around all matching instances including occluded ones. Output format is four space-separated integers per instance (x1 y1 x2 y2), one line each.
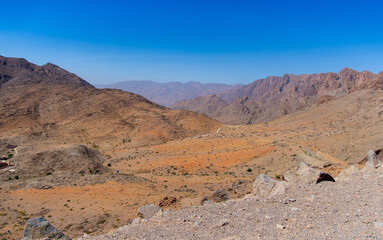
0 56 221 149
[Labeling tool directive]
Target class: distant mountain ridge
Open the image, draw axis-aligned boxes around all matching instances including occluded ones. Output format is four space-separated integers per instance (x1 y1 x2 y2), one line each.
96 80 243 106
172 68 383 124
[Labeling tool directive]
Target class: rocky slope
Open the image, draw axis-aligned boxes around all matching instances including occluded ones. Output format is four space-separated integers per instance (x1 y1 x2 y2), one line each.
172 68 383 124
81 153 383 240
97 80 243 107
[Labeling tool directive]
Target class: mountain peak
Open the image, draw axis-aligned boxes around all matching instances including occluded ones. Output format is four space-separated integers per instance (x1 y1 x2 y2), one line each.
0 56 93 88
339 67 358 75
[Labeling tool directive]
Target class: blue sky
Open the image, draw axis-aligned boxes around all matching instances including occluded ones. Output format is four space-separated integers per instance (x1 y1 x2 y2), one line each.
1 0 383 84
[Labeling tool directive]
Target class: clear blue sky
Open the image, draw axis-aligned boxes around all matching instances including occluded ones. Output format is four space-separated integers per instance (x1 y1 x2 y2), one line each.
1 0 382 84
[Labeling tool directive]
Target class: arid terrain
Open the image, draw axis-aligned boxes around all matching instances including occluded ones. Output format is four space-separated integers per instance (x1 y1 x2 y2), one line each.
0 56 383 239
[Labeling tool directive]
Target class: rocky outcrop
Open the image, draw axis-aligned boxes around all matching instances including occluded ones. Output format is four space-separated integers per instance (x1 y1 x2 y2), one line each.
253 162 335 198
366 150 380 168
284 161 335 185
138 204 161 219
23 217 70 240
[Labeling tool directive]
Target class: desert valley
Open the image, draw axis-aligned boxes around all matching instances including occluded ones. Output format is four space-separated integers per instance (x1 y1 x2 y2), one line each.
0 55 382 239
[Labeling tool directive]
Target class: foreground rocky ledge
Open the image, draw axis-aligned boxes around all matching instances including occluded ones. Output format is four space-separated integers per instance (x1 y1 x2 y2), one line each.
78 160 383 239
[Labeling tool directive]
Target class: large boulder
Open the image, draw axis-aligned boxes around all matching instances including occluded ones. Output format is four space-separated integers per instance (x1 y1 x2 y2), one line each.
24 217 70 240
284 162 335 185
138 204 161 219
253 174 280 198
335 166 360 182
366 150 380 168
270 181 292 196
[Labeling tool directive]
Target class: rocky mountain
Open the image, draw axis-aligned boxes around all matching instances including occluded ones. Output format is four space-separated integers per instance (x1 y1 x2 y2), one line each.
172 68 383 124
0 56 221 148
96 80 243 106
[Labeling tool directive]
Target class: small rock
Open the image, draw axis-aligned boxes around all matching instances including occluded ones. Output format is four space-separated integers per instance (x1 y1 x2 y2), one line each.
202 200 213 206
291 207 301 211
323 162 332 168
210 219 230 231
288 198 296 202
276 224 286 229
23 217 70 240
211 190 229 202
138 204 161 219
374 222 383 228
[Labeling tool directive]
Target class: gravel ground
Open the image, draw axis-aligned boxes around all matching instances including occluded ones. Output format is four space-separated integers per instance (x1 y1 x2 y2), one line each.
81 166 383 240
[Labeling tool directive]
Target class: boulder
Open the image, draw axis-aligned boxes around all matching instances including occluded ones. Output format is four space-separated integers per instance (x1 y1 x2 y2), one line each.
366 150 380 168
270 181 291 196
285 162 335 185
335 166 359 182
24 217 70 240
253 174 280 198
138 204 161 219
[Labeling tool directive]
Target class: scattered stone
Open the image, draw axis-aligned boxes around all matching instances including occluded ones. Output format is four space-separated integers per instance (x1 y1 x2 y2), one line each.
323 162 332 168
6 144 17 149
23 217 70 240
138 204 161 219
276 224 286 229
366 150 380 168
211 190 229 202
201 197 213 206
159 196 178 208
210 219 230 231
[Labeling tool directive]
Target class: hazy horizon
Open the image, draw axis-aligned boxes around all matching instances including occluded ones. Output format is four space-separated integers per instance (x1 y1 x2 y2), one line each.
1 0 383 85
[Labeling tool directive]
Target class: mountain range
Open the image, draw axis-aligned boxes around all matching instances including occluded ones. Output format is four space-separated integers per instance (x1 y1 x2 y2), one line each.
96 80 243 106
172 68 383 124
